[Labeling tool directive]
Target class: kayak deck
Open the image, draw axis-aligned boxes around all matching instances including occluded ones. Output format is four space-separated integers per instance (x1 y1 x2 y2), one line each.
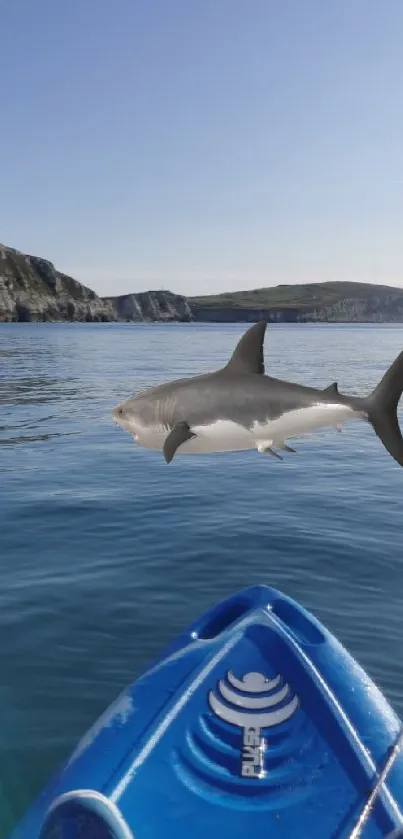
11 585 403 838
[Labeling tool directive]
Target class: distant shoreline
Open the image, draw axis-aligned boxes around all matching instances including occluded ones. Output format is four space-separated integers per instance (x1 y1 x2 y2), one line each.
2 244 403 324
2 318 402 327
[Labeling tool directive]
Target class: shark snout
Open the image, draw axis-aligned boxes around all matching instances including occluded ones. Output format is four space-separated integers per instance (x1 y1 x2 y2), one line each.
111 405 124 420
111 402 140 441
111 403 129 430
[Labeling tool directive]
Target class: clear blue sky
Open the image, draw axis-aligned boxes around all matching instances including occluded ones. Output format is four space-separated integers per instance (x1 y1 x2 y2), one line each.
1 0 402 296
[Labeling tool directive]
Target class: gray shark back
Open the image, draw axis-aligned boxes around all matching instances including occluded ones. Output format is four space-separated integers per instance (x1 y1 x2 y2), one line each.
112 320 403 467
132 325 349 432
165 371 347 429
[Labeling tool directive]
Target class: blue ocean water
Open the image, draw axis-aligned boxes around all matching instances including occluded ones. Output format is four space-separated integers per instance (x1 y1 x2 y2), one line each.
1 321 403 835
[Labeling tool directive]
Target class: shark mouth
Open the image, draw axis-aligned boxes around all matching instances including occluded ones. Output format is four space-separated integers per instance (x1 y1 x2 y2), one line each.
112 415 138 440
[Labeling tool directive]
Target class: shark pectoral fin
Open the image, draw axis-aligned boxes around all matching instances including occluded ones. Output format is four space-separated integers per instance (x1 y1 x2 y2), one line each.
278 443 297 453
265 448 283 460
256 441 283 460
163 422 196 463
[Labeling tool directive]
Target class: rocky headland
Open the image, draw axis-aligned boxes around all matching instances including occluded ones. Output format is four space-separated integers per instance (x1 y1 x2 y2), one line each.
2 244 403 324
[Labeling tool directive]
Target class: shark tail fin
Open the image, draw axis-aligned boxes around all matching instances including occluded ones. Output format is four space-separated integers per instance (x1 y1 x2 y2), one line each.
366 350 403 466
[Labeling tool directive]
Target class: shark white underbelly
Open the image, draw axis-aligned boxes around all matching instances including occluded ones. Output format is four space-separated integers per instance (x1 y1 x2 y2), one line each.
133 403 360 455
135 420 252 453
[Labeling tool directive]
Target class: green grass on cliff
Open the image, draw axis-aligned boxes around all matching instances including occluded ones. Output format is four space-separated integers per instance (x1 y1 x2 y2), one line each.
189 281 403 309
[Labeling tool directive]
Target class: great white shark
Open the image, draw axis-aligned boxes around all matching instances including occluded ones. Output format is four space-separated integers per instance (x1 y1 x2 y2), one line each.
112 321 403 466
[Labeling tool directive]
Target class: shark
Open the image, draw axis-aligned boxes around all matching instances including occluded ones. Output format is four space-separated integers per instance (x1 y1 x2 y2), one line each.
111 321 403 466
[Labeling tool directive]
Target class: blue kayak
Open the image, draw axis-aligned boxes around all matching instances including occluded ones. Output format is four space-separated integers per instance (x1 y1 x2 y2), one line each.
9 585 403 838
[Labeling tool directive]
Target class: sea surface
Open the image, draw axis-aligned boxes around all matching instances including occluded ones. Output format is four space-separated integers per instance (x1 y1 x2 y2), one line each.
1 321 403 835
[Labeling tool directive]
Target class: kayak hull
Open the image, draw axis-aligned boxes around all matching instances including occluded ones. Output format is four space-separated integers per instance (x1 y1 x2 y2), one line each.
9 585 403 838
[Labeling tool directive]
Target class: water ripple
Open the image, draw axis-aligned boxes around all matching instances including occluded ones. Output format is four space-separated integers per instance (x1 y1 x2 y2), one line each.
1 322 403 835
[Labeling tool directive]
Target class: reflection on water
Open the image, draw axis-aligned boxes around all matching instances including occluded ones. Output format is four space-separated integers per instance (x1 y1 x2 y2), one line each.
0 432 75 445
1 378 79 405
0 338 99 450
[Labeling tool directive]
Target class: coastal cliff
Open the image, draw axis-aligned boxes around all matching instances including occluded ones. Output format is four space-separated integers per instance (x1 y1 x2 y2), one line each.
0 245 116 322
190 282 403 323
0 245 191 323
103 291 192 322
2 244 403 323
191 306 302 323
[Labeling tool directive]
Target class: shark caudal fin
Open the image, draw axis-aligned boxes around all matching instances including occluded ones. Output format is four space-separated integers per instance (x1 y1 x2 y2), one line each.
366 350 403 466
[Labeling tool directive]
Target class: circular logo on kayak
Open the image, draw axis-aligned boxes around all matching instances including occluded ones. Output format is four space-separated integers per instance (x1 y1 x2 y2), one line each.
208 670 299 778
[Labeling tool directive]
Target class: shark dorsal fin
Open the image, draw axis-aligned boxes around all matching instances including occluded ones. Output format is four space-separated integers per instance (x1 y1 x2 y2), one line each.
225 321 267 375
324 382 339 394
